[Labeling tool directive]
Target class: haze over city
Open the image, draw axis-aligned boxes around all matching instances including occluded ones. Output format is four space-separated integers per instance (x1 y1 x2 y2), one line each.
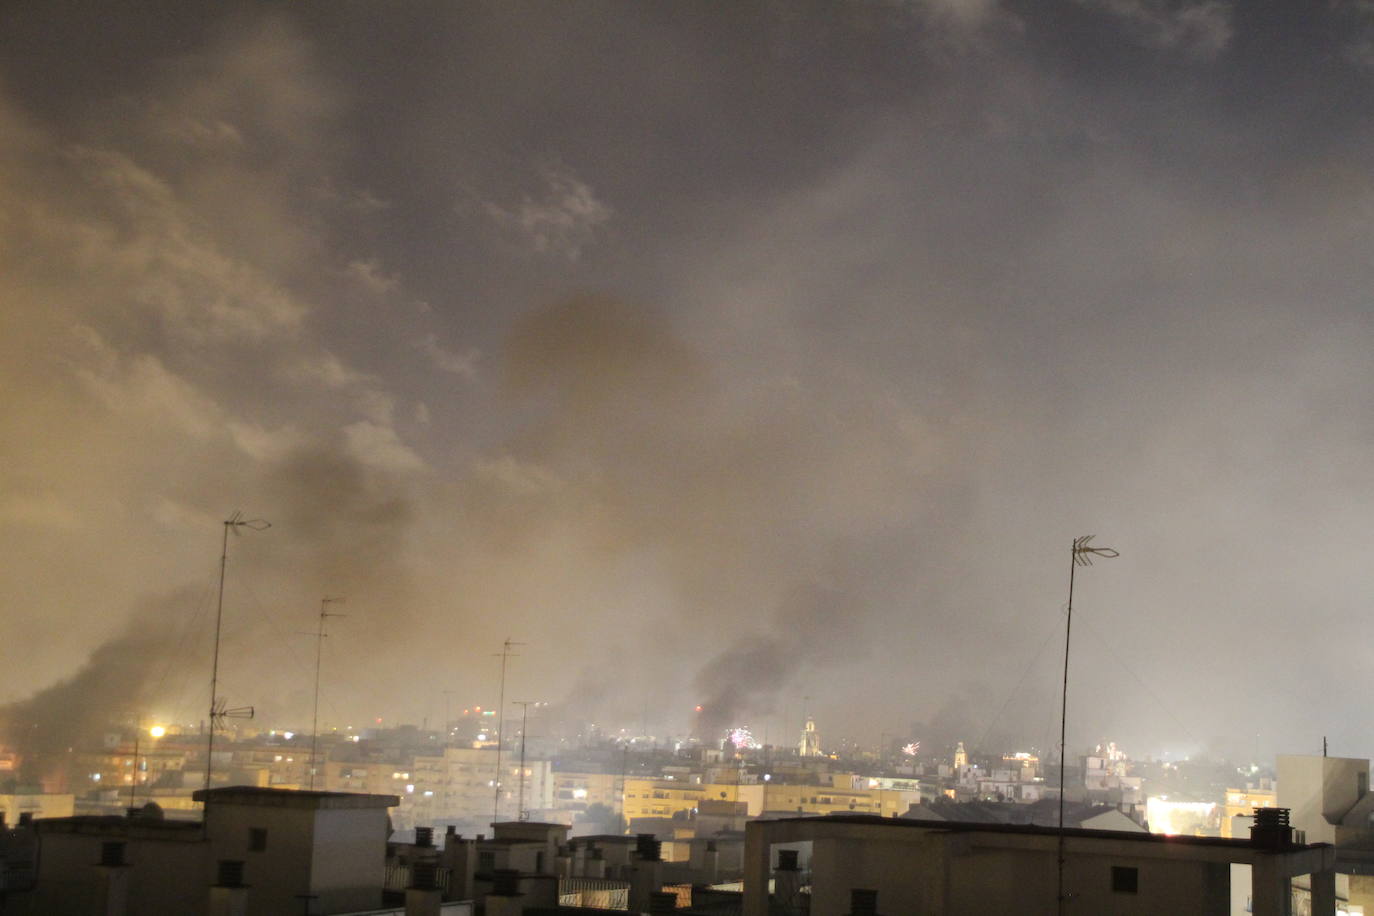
5 0 1374 767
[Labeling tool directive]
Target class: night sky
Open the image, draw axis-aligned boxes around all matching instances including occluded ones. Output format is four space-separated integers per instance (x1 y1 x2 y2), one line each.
3 0 1373 762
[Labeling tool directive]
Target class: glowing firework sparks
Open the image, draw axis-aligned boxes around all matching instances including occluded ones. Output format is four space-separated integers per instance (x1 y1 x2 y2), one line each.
727 727 758 749
902 741 920 756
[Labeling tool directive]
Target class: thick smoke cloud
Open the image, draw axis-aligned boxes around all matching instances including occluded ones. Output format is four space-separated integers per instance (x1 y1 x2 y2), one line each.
0 589 206 783
3 2 1374 762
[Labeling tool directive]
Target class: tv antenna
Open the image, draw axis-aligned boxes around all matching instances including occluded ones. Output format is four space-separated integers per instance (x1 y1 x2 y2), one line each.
513 700 537 821
205 511 269 802
307 596 346 790
1058 534 1118 914
492 637 525 823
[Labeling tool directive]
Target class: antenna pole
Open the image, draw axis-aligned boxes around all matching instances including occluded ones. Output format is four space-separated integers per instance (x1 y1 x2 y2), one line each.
204 511 268 811
205 516 232 800
1057 535 1118 915
1057 543 1076 915
514 701 534 821
309 597 346 791
492 638 524 823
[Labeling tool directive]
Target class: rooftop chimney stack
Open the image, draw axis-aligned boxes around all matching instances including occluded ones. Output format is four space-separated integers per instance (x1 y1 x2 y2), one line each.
847 888 879 916
1251 807 1294 850
649 890 679 912
774 849 804 915
585 846 606 879
439 832 475 901
404 860 442 916
486 869 524 916
208 860 248 916
630 835 664 914
556 843 572 878
94 841 130 916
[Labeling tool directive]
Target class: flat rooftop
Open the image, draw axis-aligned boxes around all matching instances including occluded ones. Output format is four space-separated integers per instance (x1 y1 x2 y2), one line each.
193 786 400 809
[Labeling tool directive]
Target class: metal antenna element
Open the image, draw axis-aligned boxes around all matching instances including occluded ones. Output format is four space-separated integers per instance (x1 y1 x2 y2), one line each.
1058 534 1118 915
205 511 269 807
513 701 535 821
1071 534 1119 566
492 637 525 824
308 597 347 791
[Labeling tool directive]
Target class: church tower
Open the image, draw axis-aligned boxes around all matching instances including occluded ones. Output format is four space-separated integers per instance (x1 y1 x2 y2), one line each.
798 717 821 757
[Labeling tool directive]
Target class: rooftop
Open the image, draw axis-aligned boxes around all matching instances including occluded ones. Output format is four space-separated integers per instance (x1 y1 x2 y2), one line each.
192 786 400 809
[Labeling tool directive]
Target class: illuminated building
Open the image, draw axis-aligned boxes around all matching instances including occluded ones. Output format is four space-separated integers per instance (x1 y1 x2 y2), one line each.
553 771 622 813
953 741 968 770
1223 782 1277 839
798 717 822 758
622 774 919 825
0 792 73 825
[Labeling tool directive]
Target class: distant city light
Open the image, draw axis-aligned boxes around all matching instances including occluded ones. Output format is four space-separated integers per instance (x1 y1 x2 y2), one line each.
694 705 703 712
149 725 166 738
283 731 294 740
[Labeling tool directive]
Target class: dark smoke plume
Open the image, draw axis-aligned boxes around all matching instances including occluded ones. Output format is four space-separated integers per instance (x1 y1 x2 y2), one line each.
693 579 859 741
0 588 201 784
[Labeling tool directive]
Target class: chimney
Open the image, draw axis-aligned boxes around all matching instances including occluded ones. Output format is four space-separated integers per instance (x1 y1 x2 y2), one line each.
775 849 804 915
208 860 249 916
439 832 475 901
556 843 572 878
1251 807 1294 850
847 888 879 916
630 836 663 914
486 869 524 916
585 847 606 879
94 841 130 916
649 889 679 912
404 860 442 916
700 839 719 884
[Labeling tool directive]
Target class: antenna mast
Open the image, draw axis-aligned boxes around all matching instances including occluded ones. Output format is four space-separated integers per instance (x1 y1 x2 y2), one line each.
513 700 534 821
1057 535 1118 915
308 597 346 791
205 511 268 805
492 637 524 823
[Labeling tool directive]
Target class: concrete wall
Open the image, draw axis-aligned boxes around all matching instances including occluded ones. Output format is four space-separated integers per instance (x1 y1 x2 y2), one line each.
19 831 204 916
311 807 390 913
208 803 318 915
1279 756 1368 846
806 836 1231 915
